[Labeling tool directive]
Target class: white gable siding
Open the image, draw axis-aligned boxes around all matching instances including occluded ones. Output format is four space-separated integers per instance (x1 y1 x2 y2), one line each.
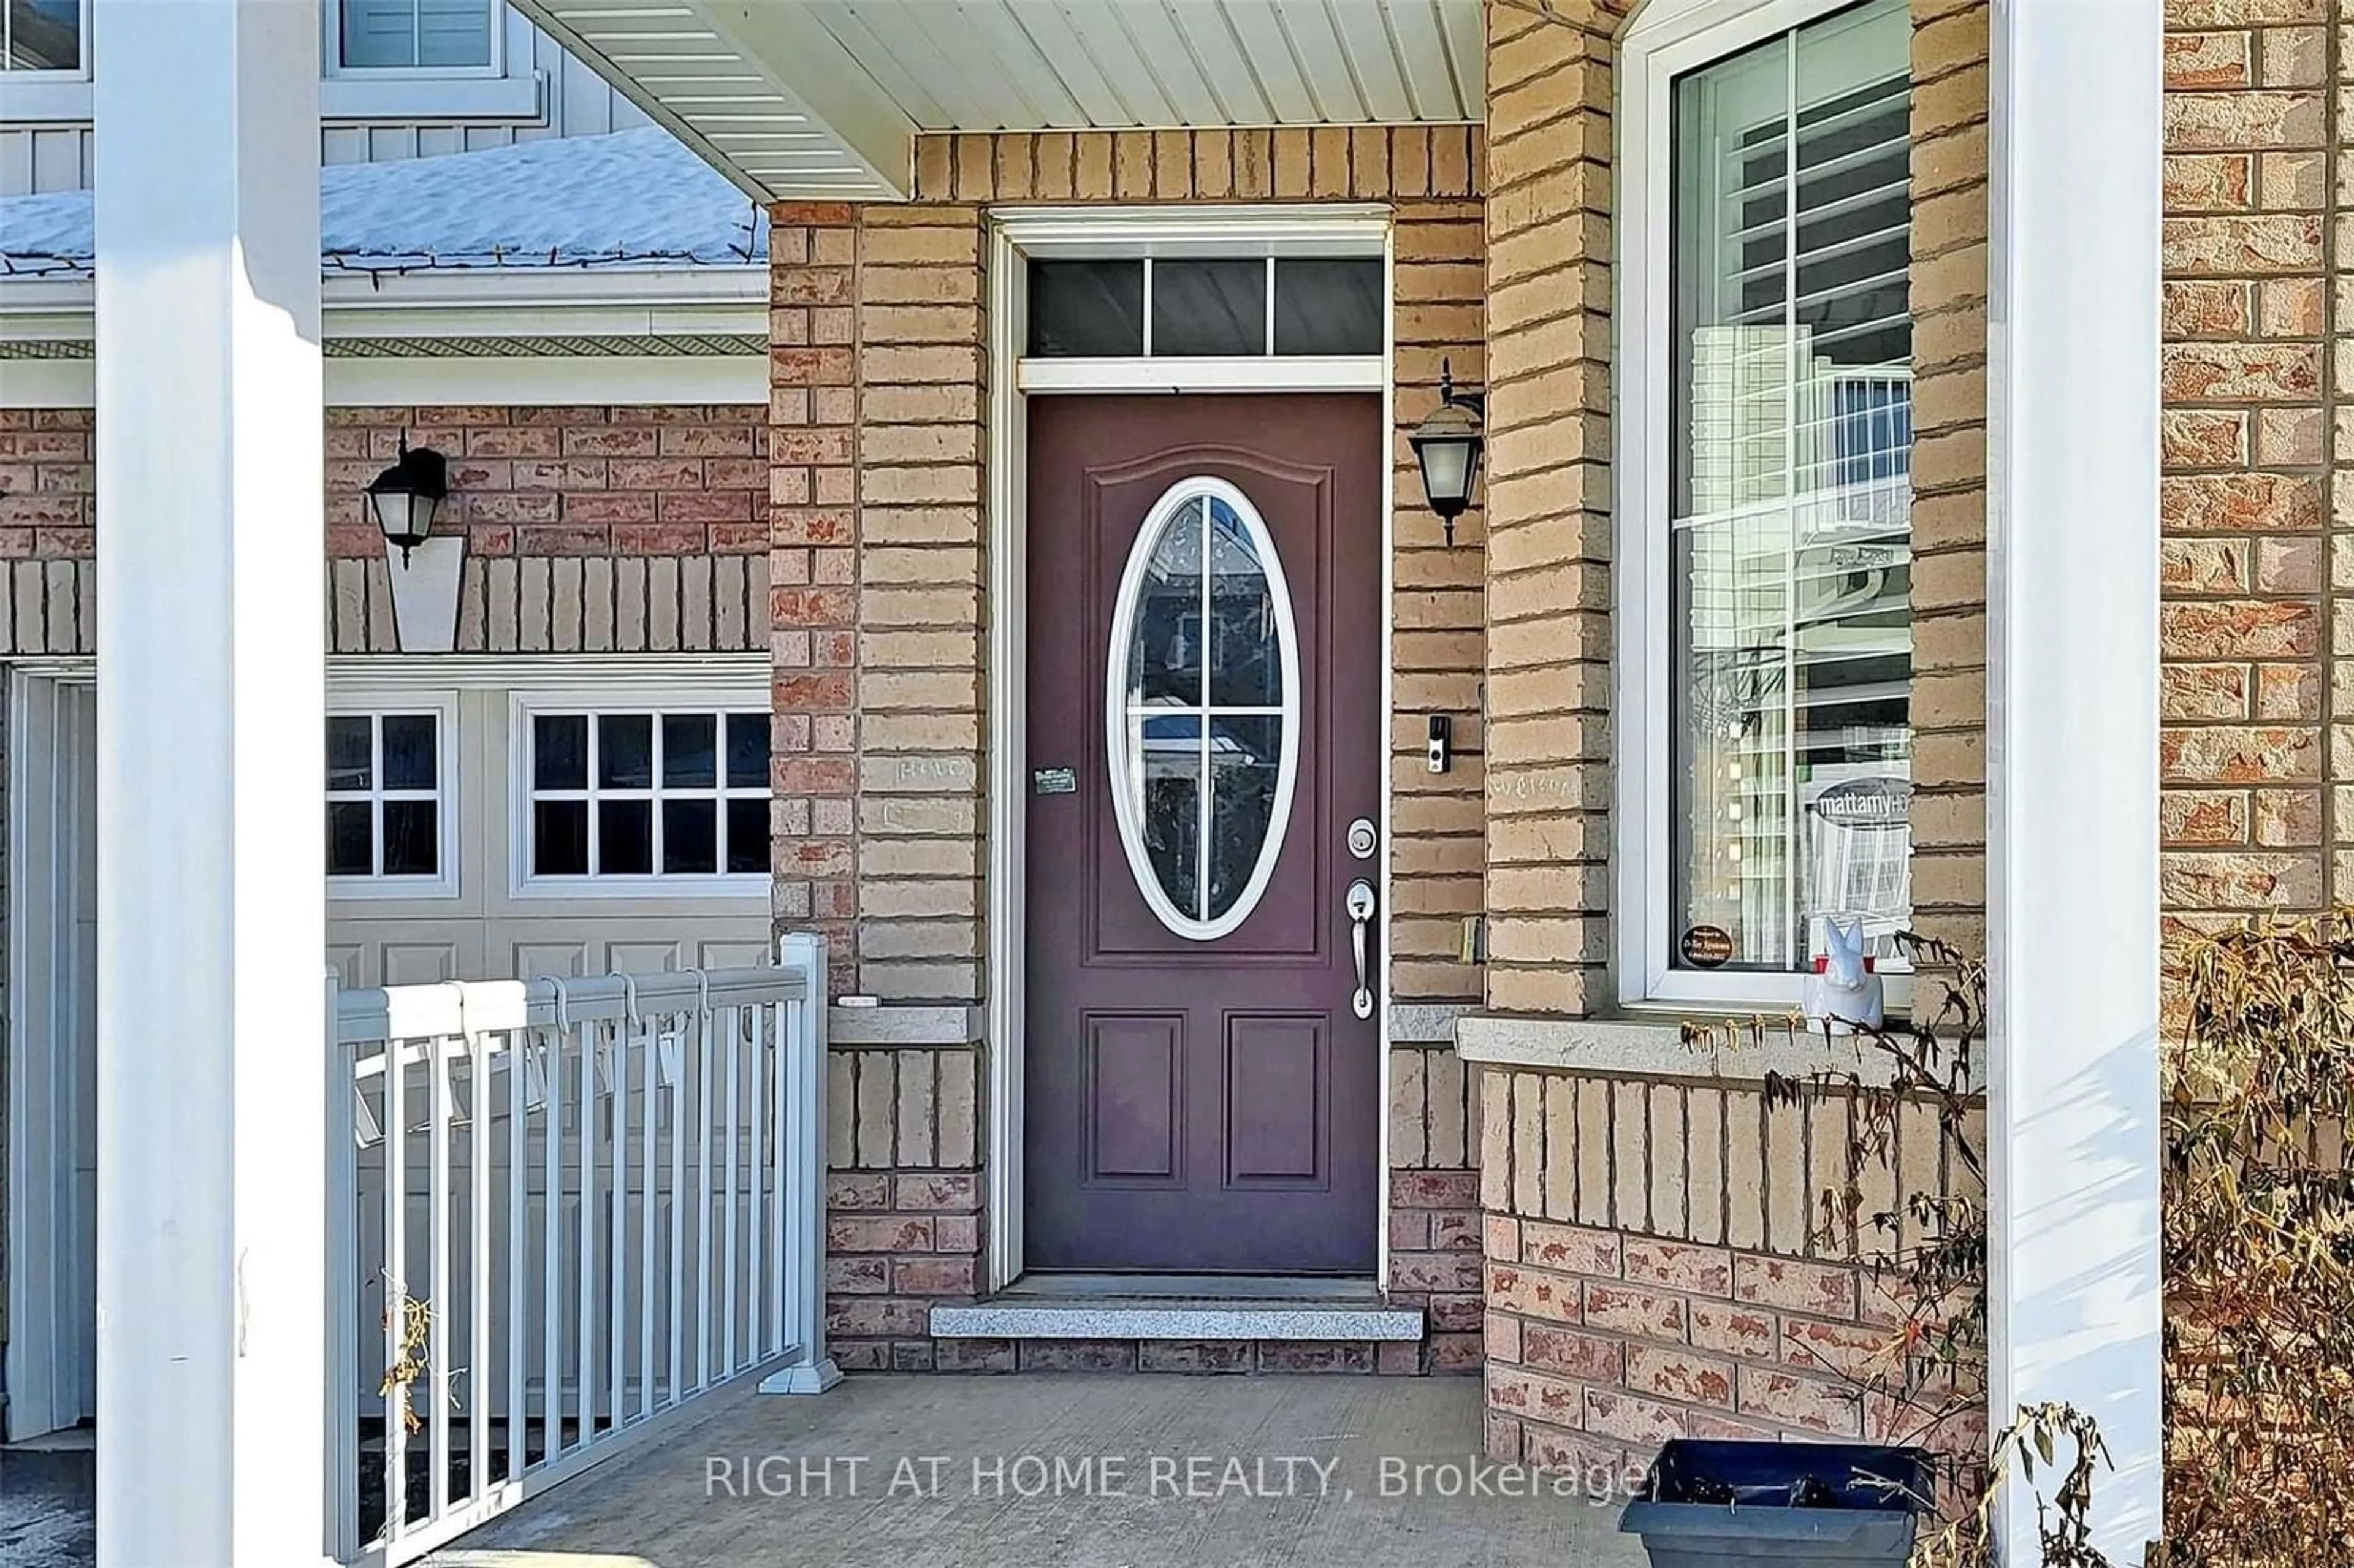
0 2 647 195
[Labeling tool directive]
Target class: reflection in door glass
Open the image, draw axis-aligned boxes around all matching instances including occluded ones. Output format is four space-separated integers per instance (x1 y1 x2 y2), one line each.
1207 715 1280 919
1208 498 1282 707
1108 480 1300 938
1132 711 1202 918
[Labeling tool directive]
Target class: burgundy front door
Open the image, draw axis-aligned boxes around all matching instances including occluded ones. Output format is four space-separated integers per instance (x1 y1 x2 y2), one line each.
1025 394 1382 1274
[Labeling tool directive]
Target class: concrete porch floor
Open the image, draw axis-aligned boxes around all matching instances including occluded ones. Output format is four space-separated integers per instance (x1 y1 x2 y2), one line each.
429 1374 1649 1568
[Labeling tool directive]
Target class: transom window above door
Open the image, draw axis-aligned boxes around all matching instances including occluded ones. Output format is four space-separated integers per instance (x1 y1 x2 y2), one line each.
1029 256 1384 359
519 705 770 892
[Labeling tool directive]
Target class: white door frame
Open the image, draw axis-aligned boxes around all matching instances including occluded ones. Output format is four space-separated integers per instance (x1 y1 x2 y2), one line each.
982 205 1398 1290
6 660 98 1441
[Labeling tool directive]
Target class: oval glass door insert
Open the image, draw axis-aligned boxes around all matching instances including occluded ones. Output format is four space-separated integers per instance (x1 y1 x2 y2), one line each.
1106 476 1301 941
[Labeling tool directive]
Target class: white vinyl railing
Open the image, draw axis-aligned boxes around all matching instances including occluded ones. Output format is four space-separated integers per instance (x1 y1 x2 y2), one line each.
326 934 837 1567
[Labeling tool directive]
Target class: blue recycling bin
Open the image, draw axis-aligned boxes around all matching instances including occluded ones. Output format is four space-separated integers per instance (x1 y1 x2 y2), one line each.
1618 1440 1935 1567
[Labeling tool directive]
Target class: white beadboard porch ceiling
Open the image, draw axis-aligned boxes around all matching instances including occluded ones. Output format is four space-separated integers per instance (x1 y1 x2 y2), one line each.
508 0 1487 202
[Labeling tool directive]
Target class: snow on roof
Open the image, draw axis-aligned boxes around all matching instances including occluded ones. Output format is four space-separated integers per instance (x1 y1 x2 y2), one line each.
0 127 769 278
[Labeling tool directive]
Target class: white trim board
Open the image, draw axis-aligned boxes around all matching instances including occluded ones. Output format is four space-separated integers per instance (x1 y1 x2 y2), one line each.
983 205 1399 1293
0 354 766 409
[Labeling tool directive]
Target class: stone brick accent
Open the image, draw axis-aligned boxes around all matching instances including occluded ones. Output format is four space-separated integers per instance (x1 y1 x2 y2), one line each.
1477 1065 1984 1475
0 404 772 656
1479 1 1617 1018
0 408 94 655
1908 0 1991 954
1388 1045 1485 1371
823 1045 985 1371
2157 0 2333 1028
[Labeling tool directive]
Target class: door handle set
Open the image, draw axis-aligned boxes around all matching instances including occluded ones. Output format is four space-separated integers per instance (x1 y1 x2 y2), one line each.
1345 877 1377 1020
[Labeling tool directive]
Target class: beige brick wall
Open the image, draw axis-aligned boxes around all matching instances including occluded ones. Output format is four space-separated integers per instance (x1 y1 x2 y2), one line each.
1480 1 1618 1018
2158 0 2333 1027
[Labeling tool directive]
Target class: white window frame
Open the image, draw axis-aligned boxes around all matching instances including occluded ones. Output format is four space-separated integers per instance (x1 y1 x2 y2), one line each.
319 0 546 121
1613 0 1917 1012
508 687 770 901
326 688 460 900
0 0 93 122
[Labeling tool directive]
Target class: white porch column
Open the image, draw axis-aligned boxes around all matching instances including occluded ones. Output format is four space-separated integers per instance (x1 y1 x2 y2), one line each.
1986 1 2163 1562
91 1 327 1564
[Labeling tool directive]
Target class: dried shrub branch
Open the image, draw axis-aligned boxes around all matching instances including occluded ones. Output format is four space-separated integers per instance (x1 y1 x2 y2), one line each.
1685 934 2112 1568
2162 912 2354 1563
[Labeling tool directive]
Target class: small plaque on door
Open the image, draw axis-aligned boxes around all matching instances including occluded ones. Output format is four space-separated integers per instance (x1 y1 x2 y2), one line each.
1032 766 1078 796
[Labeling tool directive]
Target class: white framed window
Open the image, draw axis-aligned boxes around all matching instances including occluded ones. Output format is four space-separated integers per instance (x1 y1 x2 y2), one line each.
1002 211 1393 395
510 691 770 899
1616 0 1914 1010
327 693 459 899
320 0 546 120
0 0 92 120
330 0 497 74
2 0 82 74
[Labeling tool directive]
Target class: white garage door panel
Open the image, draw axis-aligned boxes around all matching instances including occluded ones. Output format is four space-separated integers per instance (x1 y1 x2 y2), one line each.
329 686 771 988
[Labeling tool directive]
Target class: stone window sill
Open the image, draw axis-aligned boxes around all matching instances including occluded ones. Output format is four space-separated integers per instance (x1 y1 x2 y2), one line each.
1454 1011 1969 1090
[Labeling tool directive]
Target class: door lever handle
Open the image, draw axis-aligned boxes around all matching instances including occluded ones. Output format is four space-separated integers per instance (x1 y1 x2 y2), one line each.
1345 878 1377 1021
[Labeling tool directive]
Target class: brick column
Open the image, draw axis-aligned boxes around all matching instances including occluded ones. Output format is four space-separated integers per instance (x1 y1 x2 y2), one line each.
853 204 989 1003
2157 5 2329 1027
769 205 863 994
1480 0 1620 1016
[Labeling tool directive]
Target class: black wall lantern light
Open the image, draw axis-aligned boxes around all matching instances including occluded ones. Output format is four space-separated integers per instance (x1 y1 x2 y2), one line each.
366 438 448 565
1409 358 1485 544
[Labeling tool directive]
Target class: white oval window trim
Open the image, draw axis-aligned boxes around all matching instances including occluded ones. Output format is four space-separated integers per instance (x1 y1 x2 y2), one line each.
1105 475 1301 943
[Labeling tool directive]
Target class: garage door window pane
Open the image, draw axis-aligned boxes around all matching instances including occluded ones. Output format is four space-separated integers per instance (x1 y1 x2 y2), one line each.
663 799 718 873
599 714 653 790
726 714 769 789
600 799 653 875
328 717 373 791
664 714 717 788
381 714 436 790
726 799 769 875
328 801 374 877
382 800 438 876
534 800 588 876
535 715 587 790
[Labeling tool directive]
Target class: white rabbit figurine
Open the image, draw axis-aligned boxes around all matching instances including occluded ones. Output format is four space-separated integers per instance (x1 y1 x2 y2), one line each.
1802 916 1884 1035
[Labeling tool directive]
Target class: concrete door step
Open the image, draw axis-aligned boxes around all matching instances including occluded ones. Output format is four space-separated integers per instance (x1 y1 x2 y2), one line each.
928 1292 1423 1342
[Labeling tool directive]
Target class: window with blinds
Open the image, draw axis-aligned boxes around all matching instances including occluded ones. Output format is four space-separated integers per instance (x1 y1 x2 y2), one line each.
338 0 494 70
1666 0 1913 975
